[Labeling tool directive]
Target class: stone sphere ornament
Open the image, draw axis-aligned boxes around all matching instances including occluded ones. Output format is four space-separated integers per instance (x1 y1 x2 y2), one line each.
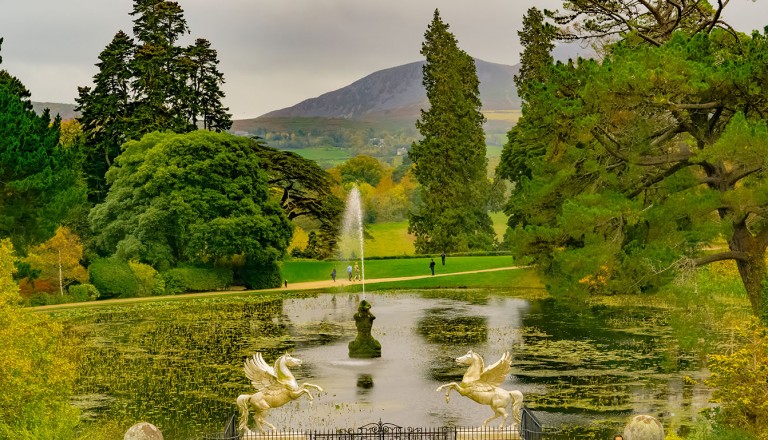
623 415 665 440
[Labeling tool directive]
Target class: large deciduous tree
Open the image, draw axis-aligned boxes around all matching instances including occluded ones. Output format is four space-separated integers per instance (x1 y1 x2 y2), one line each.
89 131 292 287
408 9 494 253
499 1 768 320
76 0 232 202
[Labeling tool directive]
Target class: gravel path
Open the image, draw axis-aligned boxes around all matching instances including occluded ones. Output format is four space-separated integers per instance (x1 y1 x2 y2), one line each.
32 266 526 311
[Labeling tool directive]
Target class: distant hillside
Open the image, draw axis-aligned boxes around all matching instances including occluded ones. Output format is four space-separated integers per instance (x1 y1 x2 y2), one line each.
31 102 79 120
257 58 519 121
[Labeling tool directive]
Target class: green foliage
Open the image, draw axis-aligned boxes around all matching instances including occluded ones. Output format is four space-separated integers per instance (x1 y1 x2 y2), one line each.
251 139 343 258
707 317 768 439
128 260 165 296
514 7 556 102
336 154 385 186
76 1 231 202
0 239 80 438
68 283 100 302
0 62 86 252
88 259 139 299
89 131 292 272
162 266 232 294
498 26 768 317
242 253 283 289
408 9 494 253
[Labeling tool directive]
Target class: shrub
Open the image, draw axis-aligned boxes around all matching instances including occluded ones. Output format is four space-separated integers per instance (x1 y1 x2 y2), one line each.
128 261 165 296
707 317 768 439
68 283 100 302
242 255 282 289
162 266 233 294
88 259 139 299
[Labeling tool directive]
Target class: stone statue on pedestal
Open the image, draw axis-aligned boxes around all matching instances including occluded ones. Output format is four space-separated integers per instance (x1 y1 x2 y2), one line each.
348 300 381 358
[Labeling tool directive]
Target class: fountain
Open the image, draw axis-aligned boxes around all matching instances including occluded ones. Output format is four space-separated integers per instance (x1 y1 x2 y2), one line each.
348 299 382 358
340 186 366 294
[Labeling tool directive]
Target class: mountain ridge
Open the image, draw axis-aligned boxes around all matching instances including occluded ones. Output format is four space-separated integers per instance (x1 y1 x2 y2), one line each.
259 58 520 121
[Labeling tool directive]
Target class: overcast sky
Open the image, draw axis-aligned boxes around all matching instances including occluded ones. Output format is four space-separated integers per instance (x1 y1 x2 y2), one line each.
1 0 765 119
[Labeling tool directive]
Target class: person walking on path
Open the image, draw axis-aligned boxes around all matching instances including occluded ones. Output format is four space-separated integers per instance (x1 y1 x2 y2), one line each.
429 258 436 276
441 251 446 266
347 264 353 281
353 262 361 281
331 268 336 282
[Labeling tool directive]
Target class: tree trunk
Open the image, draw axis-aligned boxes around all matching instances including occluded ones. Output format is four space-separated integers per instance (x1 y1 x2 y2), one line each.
58 248 64 296
731 223 767 318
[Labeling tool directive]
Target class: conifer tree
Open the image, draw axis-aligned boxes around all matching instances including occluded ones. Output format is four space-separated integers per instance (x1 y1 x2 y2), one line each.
76 31 134 203
408 9 494 253
0 44 85 251
76 0 232 201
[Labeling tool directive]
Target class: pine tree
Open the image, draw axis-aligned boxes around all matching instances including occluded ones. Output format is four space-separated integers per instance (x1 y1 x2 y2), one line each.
76 31 134 203
130 0 190 134
0 47 85 252
184 38 231 131
408 9 494 253
77 0 232 201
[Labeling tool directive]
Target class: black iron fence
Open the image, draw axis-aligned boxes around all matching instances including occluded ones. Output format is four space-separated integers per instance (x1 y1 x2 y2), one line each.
202 407 543 440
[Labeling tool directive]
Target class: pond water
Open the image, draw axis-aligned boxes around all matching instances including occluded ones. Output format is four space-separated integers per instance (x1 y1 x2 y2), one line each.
57 289 713 439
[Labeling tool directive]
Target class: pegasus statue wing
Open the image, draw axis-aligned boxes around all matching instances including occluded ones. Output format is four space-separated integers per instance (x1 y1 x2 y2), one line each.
478 351 512 387
244 353 279 391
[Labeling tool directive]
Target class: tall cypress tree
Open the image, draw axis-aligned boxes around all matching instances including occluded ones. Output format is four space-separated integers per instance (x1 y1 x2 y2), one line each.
408 9 494 253
514 7 556 102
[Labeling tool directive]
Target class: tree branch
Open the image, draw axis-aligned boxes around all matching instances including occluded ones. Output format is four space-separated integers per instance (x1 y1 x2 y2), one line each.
592 126 693 166
693 251 749 266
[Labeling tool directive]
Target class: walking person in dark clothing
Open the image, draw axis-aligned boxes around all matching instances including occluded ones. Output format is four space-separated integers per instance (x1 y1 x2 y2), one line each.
429 258 436 276
331 268 337 282
441 251 446 265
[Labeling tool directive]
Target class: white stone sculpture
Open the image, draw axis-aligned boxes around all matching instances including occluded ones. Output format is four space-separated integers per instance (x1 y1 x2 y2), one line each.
436 350 524 428
236 353 324 434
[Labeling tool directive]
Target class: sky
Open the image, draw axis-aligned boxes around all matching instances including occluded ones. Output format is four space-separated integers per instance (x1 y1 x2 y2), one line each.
1 0 765 119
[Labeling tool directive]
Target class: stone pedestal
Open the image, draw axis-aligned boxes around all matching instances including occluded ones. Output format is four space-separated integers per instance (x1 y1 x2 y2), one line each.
348 300 381 358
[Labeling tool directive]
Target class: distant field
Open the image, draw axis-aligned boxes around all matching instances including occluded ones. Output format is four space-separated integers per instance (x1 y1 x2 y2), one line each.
483 109 521 124
288 146 352 168
356 214 509 258
365 221 415 256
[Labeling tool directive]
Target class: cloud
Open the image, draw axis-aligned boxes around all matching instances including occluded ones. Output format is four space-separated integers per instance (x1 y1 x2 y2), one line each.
2 0 764 118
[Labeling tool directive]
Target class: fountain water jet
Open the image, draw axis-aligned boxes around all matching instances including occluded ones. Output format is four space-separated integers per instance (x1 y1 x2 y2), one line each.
340 186 366 295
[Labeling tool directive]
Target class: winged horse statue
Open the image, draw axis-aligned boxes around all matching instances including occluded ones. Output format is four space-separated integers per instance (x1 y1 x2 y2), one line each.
436 350 523 428
236 353 324 434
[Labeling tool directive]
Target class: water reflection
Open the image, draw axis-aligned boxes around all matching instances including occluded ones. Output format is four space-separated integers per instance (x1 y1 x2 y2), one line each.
62 291 712 439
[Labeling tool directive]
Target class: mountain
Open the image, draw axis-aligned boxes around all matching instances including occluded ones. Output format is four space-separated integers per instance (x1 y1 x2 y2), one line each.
258 58 520 122
31 102 79 120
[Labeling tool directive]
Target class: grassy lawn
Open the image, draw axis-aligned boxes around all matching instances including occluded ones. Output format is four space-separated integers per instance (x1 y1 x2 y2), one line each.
281 255 519 283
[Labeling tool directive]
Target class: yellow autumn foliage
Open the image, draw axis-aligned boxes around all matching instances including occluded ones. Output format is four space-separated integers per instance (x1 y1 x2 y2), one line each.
0 239 80 438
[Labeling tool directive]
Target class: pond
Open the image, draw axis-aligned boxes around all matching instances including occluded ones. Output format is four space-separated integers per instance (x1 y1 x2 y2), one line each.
55 289 713 439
